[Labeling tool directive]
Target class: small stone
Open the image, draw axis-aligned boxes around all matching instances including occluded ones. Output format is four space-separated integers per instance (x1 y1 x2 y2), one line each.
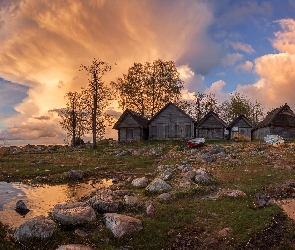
104 213 143 238
146 203 155 218
15 200 30 215
56 244 93 250
218 227 232 237
146 178 172 193
131 177 149 188
74 229 88 237
157 192 171 202
124 195 139 206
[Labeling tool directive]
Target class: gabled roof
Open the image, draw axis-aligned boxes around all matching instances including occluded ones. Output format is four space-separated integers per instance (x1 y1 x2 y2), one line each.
255 103 295 128
113 109 149 129
196 111 227 128
227 115 252 129
147 102 195 124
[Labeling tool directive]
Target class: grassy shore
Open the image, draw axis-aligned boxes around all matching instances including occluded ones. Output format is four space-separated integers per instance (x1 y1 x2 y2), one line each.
1 139 295 249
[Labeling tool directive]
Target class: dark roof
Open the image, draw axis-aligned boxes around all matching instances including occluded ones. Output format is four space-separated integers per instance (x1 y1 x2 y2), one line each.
196 111 227 128
227 115 252 129
148 102 195 124
113 109 149 129
255 103 295 128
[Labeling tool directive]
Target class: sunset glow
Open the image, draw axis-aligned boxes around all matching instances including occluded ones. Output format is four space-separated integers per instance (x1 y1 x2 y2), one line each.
1 0 295 144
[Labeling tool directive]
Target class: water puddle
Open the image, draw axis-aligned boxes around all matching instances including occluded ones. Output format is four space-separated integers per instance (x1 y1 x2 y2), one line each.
0 179 112 229
276 199 295 220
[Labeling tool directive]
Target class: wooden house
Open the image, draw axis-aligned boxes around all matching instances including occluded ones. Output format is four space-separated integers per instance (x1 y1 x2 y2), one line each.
113 109 149 142
195 111 226 140
148 102 195 139
227 115 252 140
253 103 295 140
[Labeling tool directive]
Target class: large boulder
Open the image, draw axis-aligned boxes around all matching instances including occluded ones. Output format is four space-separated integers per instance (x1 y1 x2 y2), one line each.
104 213 143 238
56 244 93 250
146 178 172 193
131 177 149 188
15 215 56 241
86 189 122 213
52 202 96 226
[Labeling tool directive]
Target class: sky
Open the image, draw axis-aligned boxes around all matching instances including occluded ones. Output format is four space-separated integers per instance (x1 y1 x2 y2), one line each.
1 0 295 145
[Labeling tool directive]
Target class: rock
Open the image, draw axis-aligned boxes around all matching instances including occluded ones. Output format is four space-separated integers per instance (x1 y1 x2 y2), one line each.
157 192 171 202
15 215 56 241
67 170 84 180
146 178 172 193
194 169 212 184
124 195 140 206
223 190 247 198
15 200 30 215
86 189 122 212
56 244 93 250
218 227 232 237
182 170 196 180
158 171 173 181
52 202 96 226
146 203 155 217
254 193 273 208
74 229 88 237
131 177 149 188
104 213 143 238
0 147 9 156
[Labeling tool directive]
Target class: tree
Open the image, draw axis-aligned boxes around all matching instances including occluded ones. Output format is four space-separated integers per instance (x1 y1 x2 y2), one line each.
219 92 264 125
111 59 184 118
80 58 113 148
179 92 219 122
59 91 87 146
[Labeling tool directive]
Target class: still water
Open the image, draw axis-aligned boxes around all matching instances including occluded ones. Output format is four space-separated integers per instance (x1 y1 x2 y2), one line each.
0 179 112 229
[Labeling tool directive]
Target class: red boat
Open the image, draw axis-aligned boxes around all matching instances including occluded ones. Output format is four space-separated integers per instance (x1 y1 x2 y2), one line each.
187 138 205 148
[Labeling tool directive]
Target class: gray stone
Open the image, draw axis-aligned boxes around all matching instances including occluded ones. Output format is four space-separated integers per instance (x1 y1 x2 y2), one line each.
157 192 171 202
104 213 143 238
67 170 84 180
15 200 30 215
15 215 56 241
52 202 96 226
131 177 149 188
194 169 212 184
56 244 93 250
146 203 155 217
86 189 122 212
146 178 172 193
124 195 140 206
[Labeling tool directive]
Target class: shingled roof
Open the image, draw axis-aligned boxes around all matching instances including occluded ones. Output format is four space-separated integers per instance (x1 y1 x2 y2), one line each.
113 109 149 129
255 103 295 128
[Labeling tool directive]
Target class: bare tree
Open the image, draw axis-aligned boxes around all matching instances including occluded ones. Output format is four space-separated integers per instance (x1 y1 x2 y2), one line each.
80 58 113 148
59 91 87 146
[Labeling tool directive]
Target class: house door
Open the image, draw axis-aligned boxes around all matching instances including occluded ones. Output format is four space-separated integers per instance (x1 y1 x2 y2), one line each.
158 124 169 138
126 129 134 140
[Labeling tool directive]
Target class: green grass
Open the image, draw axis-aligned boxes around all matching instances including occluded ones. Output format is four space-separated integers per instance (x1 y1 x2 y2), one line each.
1 140 295 249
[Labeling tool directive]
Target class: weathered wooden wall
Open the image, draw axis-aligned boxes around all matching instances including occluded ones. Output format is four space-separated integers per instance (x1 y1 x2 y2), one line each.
149 105 194 139
230 118 252 139
253 126 295 140
117 113 148 142
196 115 225 139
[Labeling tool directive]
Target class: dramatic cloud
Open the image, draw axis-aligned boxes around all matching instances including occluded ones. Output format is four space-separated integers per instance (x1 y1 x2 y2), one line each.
0 0 223 142
272 18 295 53
230 42 255 54
236 61 253 71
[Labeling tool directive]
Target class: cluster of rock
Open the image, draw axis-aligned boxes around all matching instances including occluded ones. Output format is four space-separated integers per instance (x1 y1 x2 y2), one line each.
12 144 253 249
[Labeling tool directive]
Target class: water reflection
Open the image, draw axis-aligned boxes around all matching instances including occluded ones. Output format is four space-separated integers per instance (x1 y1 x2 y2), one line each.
276 199 295 220
0 179 112 229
